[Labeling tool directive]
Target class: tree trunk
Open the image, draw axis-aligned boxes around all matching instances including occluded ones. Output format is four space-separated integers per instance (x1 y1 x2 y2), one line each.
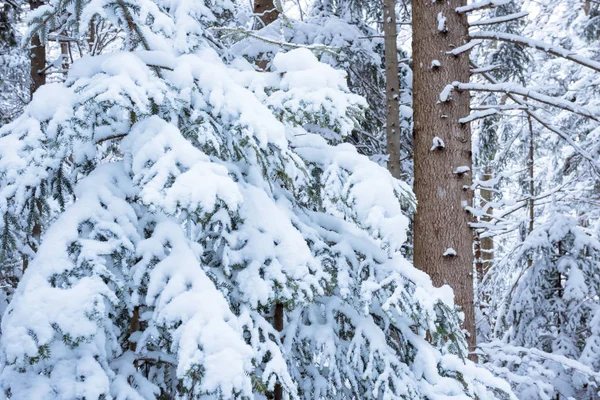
583 0 591 15
383 0 402 178
60 30 70 77
88 18 96 54
252 0 279 70
29 0 46 99
129 305 140 369
251 2 283 396
479 165 494 278
527 115 534 267
412 0 476 356
273 303 284 400
253 0 279 29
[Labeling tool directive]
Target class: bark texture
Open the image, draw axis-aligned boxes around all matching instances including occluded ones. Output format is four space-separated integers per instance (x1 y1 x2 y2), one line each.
253 0 279 29
412 0 476 354
29 0 46 99
383 0 402 178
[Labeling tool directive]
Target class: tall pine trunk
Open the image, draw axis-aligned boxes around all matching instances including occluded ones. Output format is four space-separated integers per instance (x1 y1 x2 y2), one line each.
476 165 494 283
383 0 402 178
412 0 476 355
23 1 46 274
29 0 46 98
527 115 534 267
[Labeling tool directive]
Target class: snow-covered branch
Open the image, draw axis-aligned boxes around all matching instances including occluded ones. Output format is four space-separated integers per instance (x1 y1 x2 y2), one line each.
470 64 500 74
470 31 600 73
469 11 529 26
470 62 600 175
456 0 511 14
210 27 341 57
459 109 499 124
447 40 483 56
454 82 600 122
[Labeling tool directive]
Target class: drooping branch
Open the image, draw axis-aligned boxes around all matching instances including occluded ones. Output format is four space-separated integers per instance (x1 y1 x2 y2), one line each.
456 0 511 14
469 31 600 73
210 27 341 57
454 81 600 122
469 11 528 26
447 39 483 56
470 64 500 74
470 61 600 175
459 109 499 124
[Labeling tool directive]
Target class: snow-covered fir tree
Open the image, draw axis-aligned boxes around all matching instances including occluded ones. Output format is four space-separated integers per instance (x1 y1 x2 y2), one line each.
469 0 600 398
0 1 28 125
228 0 413 169
0 0 515 398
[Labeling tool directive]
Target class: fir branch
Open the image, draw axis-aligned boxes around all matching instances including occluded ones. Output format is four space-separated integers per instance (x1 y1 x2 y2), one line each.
209 27 342 58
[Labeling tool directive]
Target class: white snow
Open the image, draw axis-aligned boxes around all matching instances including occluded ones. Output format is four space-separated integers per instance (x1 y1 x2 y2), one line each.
437 12 447 32
443 248 457 257
440 84 454 102
430 136 445 150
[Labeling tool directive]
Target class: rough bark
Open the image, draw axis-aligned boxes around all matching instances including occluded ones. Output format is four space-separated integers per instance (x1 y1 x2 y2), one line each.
29 0 46 99
253 0 279 29
383 0 402 178
412 0 476 355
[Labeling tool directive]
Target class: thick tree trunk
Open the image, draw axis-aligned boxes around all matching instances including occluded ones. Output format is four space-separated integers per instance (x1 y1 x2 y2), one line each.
383 0 402 178
29 0 46 98
412 0 476 355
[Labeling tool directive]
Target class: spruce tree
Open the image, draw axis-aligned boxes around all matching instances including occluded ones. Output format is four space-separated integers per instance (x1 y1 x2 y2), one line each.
0 0 515 399
0 1 28 125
